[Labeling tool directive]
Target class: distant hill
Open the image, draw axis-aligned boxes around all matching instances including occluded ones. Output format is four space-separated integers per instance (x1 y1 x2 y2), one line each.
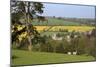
32 17 95 26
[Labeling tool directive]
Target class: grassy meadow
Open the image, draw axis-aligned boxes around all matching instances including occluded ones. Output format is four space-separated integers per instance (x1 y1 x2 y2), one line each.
12 49 95 66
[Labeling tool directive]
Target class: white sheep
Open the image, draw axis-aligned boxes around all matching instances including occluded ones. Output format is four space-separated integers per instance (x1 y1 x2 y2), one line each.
67 52 71 55
73 51 77 55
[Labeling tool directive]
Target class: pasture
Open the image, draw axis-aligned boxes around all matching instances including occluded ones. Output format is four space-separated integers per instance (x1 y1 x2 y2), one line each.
32 18 82 26
12 49 95 66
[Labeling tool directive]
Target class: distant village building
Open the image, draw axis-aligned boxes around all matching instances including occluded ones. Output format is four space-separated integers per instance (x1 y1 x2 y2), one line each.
52 34 63 40
66 35 71 42
84 30 93 38
74 35 78 38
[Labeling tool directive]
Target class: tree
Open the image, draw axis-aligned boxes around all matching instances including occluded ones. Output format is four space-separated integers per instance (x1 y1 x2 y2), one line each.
11 1 44 51
47 42 53 52
56 43 65 53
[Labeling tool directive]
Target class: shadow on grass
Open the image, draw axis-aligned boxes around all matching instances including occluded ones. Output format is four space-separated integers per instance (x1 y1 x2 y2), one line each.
12 55 19 59
11 66 18 67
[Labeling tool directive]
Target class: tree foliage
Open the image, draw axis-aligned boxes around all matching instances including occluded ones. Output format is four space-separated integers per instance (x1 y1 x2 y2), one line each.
11 1 44 51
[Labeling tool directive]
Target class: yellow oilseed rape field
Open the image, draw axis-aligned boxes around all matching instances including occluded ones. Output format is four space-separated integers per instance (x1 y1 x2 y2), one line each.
34 26 95 32
14 25 95 40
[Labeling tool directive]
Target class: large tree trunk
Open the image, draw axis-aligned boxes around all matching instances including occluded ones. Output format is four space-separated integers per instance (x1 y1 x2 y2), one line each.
28 36 33 51
25 2 33 51
27 14 33 51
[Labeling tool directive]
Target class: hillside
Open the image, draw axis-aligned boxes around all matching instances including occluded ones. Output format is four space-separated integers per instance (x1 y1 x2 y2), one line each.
32 18 95 26
32 18 81 26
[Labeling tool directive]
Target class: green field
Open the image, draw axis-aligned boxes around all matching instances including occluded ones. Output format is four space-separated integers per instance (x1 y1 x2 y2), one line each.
12 49 95 66
40 31 68 36
32 18 81 26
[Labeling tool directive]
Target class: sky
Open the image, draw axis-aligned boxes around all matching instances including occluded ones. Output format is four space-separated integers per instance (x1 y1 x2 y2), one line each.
41 3 95 18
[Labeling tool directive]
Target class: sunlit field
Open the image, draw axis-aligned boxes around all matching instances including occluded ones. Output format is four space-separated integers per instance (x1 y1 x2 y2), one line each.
35 26 95 32
16 25 95 37
12 49 95 66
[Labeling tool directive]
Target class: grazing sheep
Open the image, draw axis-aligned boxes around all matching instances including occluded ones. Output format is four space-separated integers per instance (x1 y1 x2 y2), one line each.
67 52 71 55
73 51 77 55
